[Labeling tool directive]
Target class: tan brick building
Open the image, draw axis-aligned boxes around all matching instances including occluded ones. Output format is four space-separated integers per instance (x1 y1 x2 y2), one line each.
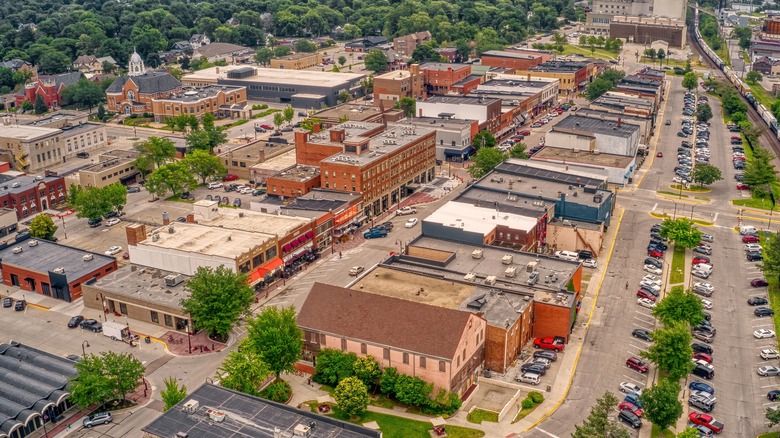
393 31 432 56
150 85 248 122
77 150 140 188
372 64 424 109
270 52 323 70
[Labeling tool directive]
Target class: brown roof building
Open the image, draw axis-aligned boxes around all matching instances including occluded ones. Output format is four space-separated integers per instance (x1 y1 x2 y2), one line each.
393 31 433 56
479 50 546 72
298 283 487 396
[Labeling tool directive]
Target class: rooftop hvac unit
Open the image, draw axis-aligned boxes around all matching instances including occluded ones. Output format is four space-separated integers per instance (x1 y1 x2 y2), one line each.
175 433 189 438
502 254 513 265
526 261 538 273
485 275 497 285
152 233 159 242
527 271 539 285
12 247 22 254
593 195 603 203
28 240 38 247
471 249 483 259
165 274 185 287
83 254 93 261
505 266 516 278
294 424 312 437
182 399 199 414
464 273 476 281
206 408 225 422
53 267 65 274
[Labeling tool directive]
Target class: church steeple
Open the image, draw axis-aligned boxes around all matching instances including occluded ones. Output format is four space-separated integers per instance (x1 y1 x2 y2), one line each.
128 48 145 76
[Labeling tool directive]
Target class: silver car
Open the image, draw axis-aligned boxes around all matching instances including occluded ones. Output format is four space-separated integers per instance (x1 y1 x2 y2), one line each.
83 411 112 427
758 366 780 376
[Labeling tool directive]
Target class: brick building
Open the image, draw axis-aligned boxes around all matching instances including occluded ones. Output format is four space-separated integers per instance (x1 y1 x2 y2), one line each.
416 95 503 134
15 72 82 110
393 31 433 56
0 175 66 219
266 165 321 199
420 63 472 95
105 51 182 115
150 85 247 122
372 64 424 109
609 15 687 48
519 61 592 97
479 50 545 72
0 239 117 302
270 52 323 70
295 122 385 167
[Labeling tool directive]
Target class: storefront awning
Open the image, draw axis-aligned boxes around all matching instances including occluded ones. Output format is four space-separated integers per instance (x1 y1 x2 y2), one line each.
247 258 284 285
283 243 313 263
305 231 314 239
282 243 292 252
443 149 467 156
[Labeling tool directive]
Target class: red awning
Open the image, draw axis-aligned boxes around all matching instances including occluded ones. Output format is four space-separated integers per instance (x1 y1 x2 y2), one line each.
248 267 268 285
282 244 292 252
290 239 300 248
263 257 284 272
305 231 314 239
298 235 308 244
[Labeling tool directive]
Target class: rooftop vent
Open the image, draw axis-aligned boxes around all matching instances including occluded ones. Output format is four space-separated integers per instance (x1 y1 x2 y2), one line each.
28 240 38 247
182 399 199 414
83 254 93 261
12 246 22 254
53 267 65 274
206 408 225 422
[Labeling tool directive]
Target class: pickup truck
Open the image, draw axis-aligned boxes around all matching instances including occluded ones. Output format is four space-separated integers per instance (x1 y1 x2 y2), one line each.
689 412 723 433
364 229 388 239
396 206 417 216
533 337 565 352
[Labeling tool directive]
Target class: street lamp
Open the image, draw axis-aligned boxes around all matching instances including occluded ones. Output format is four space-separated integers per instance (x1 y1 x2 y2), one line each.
395 239 403 254
81 341 90 357
186 322 192 354
690 204 697 221
670 200 679 220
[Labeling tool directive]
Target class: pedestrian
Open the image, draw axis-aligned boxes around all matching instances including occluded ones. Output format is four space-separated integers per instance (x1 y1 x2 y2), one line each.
625 281 629 290
307 377 311 386
339 251 342 259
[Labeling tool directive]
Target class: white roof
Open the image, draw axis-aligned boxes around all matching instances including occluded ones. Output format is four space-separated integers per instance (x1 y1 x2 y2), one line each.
182 65 365 88
423 201 538 236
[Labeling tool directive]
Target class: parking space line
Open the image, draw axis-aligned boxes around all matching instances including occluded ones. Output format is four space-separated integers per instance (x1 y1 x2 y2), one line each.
623 374 646 385
762 384 778 389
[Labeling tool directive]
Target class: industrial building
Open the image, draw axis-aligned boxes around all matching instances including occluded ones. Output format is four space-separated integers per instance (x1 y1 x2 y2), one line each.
181 65 366 108
609 16 687 48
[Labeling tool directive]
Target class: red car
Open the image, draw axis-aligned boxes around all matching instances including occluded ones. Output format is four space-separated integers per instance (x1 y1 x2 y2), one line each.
533 337 565 351
637 289 657 301
689 413 724 433
733 156 746 162
648 249 663 258
260 124 274 130
731 136 741 141
518 130 531 136
222 174 239 181
743 235 760 243
618 401 644 418
693 352 712 363
752 278 769 287
656 152 663 158
692 256 711 265
736 183 750 190
626 357 649 373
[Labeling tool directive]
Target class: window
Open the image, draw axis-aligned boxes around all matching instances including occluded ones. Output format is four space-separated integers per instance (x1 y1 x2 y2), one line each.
403 353 409 364
439 361 446 372
164 314 173 326
341 338 347 350
383 348 390 359
361 343 367 354
119 302 127 315
420 357 426 368
151 311 159 323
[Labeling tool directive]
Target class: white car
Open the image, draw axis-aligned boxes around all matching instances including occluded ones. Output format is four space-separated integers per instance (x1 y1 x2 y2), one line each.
642 274 661 283
637 298 656 309
583 259 597 268
644 264 663 275
701 234 714 242
693 359 714 371
104 245 122 256
699 298 713 309
105 218 121 226
239 187 254 194
754 329 776 339
639 280 661 293
758 365 780 376
693 282 715 294
207 181 223 189
348 266 365 276
744 244 762 252
672 176 690 184
404 218 419 228
396 206 417 216
619 382 643 395
761 349 780 360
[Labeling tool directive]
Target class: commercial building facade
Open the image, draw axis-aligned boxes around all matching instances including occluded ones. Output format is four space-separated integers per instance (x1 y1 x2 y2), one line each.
420 63 472 95
416 95 502 134
150 85 248 122
270 52 323 70
546 114 641 157
609 16 687 48
389 117 478 162
520 61 591 96
77 150 140 188
0 175 67 219
480 50 545 71
373 65 424 109
393 31 433 55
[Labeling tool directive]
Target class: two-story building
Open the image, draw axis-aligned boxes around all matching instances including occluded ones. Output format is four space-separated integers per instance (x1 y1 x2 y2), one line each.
150 85 248 122
105 51 182 115
416 96 502 134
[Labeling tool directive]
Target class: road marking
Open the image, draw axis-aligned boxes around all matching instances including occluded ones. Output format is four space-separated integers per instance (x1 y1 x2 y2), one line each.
713 212 718 222
623 374 646 385
535 428 560 438
762 384 778 389
652 203 658 212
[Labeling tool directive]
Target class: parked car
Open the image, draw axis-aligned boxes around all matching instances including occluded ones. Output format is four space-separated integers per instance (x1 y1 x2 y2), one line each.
80 319 102 332
752 279 769 287
647 248 663 258
749 296 769 306
363 229 388 239
626 356 649 373
582 259 597 268
396 206 417 216
404 218 419 228
632 328 652 342
222 174 239 181
14 300 26 311
127 186 141 193
67 315 84 328
619 382 643 395
104 245 122 256
644 258 663 269
643 264 662 275
521 362 547 375
105 218 121 227
743 235 760 243
748 251 764 261
208 181 223 189
761 349 780 360
755 329 776 339
758 365 780 376
348 266 364 276
533 337 565 351
693 246 712 255
756 307 775 317
637 289 657 301
82 412 112 428
2 297 12 308
533 351 557 361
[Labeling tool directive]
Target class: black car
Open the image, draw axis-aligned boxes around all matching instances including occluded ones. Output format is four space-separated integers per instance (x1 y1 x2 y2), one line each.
76 151 90 158
374 222 393 232
88 219 102 228
80 319 103 332
233 198 242 207
692 343 713 355
103 211 118 219
649 239 668 250
650 223 662 232
756 307 775 317
578 251 593 260
650 232 667 242
533 350 558 361
14 300 26 311
521 363 547 375
701 310 711 321
735 174 745 182
180 191 190 199
692 364 714 380
632 328 653 342
67 315 84 328
618 410 642 429
749 296 769 306
769 390 780 401
644 258 663 269
748 251 763 261
176 217 186 222
221 196 229 204
2 297 12 308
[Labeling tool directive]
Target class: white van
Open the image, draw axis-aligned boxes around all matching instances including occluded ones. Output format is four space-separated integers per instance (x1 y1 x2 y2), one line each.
692 264 713 279
554 250 579 262
516 372 541 385
740 225 757 235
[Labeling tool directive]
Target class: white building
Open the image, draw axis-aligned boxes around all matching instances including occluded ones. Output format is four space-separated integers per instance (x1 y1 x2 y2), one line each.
545 114 641 157
388 117 477 162
530 146 637 185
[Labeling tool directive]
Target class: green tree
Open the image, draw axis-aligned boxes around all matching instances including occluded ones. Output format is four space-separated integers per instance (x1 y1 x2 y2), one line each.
160 377 187 411
740 121 764 145
146 161 198 198
61 79 104 112
283 105 294 125
295 39 318 53
182 150 226 183
394 97 417 117
586 78 614 101
301 117 322 132
411 44 443 63
509 143 529 159
364 49 388 72
273 46 292 57
29 214 58 240
34 94 47 114
691 164 723 187
656 48 666 66
747 70 764 84
69 354 115 408
313 349 357 386
217 346 271 396
133 137 176 176
468 147 505 179
337 89 352 103
640 323 694 380
73 186 111 221
97 104 106 122
338 56 347 66
743 147 778 191
473 130 497 149
186 130 213 151
767 405 780 427
180 266 255 340
652 286 705 327
353 355 382 388
572 391 630 438
101 351 146 402
696 103 713 123
103 183 128 215
245 306 303 379
682 72 699 91
639 379 683 431
475 28 505 54
273 111 285 130
256 47 273 65
677 428 703 438
644 48 656 63
762 232 780 282
659 218 703 249
334 376 370 419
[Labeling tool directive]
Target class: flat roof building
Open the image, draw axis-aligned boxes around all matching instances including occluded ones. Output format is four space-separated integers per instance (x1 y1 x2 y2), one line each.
218 138 294 181
388 116 478 162
574 107 653 144
519 61 592 96
143 383 381 438
270 52 323 70
480 50 546 72
181 65 367 108
610 15 687 48
532 145 638 185
420 62 472 96
77 149 140 188
150 85 248 123
417 95 502 133
590 91 655 118
311 102 385 127
373 65 424 110
547 114 642 157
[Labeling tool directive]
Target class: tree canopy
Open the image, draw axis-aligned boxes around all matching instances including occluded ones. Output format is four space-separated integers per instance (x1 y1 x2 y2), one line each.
60 79 104 112
69 351 145 408
659 218 703 249
652 286 705 327
640 323 694 380
691 164 722 187
468 147 505 179
639 379 683 431
572 391 630 438
29 214 57 240
244 305 303 379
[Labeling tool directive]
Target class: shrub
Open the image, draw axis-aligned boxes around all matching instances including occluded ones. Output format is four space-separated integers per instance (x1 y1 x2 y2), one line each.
528 391 544 404
521 398 534 409
312 349 357 386
259 380 291 404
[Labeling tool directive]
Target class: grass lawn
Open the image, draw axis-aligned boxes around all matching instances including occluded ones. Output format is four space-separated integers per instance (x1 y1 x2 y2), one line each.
658 190 688 198
758 433 779 438
651 424 676 438
766 274 780 342
560 45 617 60
124 117 152 127
466 408 499 424
327 408 485 438
733 198 775 210
511 403 540 423
670 246 686 284
748 81 776 109
670 184 710 193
